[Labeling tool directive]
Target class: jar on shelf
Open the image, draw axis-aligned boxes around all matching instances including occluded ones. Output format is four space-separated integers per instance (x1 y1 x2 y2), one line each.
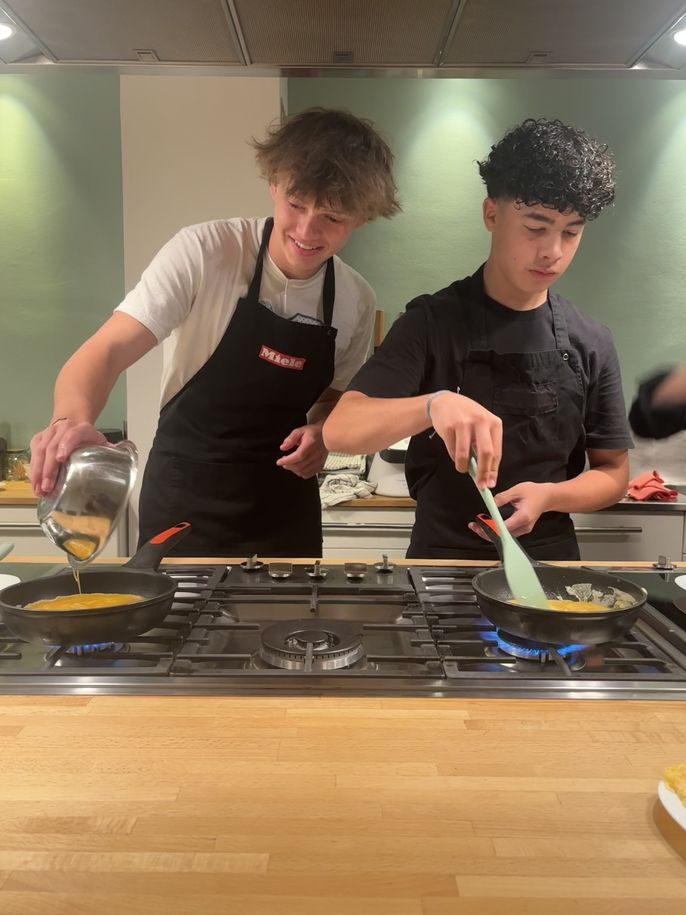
5 448 30 482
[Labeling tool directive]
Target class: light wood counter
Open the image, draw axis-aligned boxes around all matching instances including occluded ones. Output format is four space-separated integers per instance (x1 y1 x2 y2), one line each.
0 559 685 910
0 482 36 506
0 695 683 913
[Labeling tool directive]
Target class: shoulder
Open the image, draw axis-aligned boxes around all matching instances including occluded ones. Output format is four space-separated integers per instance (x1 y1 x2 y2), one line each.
404 277 470 325
170 217 267 264
553 294 615 352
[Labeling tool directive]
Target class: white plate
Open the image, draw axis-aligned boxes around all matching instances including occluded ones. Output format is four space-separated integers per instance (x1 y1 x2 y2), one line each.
674 575 686 592
0 574 20 590
658 779 686 830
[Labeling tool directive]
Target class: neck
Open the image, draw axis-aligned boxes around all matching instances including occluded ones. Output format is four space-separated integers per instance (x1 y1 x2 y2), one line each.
483 259 548 311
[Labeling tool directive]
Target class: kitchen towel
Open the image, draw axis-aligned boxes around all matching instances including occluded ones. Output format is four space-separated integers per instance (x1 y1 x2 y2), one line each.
627 470 678 502
319 473 376 508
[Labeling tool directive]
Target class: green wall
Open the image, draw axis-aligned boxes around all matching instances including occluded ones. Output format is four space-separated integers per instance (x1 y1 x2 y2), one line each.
0 72 124 449
288 77 686 397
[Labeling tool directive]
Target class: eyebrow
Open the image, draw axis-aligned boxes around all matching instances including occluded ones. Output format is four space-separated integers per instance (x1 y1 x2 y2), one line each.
522 211 586 227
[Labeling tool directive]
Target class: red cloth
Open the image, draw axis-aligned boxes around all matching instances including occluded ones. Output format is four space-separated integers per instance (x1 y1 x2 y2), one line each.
627 470 678 502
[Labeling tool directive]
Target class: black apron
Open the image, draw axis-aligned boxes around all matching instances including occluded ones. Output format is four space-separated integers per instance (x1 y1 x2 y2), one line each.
138 218 338 557
408 275 586 561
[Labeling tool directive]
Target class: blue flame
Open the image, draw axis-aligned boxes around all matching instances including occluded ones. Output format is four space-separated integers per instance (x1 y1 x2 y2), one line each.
495 633 584 659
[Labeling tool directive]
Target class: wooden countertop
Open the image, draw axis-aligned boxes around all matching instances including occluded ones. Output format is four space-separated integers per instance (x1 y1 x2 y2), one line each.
0 695 684 913
0 481 37 506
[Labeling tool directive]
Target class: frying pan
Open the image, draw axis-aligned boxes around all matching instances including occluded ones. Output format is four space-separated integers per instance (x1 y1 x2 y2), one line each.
471 515 647 646
0 522 191 646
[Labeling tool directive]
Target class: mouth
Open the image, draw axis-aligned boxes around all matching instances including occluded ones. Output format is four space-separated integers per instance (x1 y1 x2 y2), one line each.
289 236 323 256
530 268 556 279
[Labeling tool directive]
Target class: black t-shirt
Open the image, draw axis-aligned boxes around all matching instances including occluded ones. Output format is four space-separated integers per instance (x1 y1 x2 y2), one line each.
482 293 554 354
349 269 633 454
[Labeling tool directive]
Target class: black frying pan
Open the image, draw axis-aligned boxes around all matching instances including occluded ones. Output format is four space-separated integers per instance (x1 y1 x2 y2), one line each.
0 522 191 646
471 514 648 646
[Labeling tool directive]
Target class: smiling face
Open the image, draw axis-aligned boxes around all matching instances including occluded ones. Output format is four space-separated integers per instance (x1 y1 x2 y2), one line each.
268 181 363 280
482 199 585 309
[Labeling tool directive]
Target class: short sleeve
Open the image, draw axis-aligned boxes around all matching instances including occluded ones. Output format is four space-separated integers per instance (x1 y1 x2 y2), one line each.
584 327 634 450
115 228 202 343
346 299 431 398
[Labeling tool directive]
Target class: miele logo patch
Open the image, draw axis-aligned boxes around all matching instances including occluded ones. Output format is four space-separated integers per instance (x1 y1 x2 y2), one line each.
258 344 306 371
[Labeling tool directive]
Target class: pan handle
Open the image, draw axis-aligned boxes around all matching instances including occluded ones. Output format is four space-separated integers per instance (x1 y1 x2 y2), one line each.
473 514 547 567
123 522 192 571
473 514 505 560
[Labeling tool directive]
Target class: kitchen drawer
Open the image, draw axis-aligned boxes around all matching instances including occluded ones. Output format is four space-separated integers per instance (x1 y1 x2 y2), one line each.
323 506 686 563
322 508 414 559
571 510 685 562
0 505 128 558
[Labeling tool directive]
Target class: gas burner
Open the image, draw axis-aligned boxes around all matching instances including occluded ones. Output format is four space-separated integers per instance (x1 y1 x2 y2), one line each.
374 554 395 574
344 562 368 582
268 562 292 580
304 561 329 581
257 618 365 671
490 631 586 668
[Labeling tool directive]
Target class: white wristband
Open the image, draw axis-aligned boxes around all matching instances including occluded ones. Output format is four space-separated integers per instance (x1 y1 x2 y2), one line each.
425 390 451 423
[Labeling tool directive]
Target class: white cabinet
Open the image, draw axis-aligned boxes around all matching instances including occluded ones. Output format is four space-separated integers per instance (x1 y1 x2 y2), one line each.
323 505 686 563
0 505 128 559
322 508 414 559
571 510 685 563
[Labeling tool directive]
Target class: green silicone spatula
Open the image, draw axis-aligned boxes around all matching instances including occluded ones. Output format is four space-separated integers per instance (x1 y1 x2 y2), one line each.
468 456 548 609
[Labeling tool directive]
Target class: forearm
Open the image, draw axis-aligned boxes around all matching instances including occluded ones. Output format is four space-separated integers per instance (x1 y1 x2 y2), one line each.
52 347 120 425
323 391 431 454
542 454 629 514
307 389 343 426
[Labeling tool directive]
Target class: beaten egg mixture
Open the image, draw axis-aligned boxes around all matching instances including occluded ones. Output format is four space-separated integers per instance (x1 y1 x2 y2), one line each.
26 593 144 611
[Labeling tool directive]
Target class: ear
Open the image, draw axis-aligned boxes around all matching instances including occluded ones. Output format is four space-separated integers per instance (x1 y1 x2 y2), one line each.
269 182 279 203
482 197 498 233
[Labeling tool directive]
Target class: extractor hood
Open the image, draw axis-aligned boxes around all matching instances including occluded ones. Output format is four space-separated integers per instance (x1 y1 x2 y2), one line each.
2 0 686 75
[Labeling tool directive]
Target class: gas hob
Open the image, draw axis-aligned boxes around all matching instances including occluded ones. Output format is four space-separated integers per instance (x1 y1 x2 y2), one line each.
1 560 686 698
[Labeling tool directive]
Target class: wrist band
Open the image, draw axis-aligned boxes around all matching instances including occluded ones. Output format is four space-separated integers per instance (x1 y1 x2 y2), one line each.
50 417 69 426
425 390 451 423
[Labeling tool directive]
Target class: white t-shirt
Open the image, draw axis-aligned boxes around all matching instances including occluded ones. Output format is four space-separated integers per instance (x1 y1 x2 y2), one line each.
116 217 376 407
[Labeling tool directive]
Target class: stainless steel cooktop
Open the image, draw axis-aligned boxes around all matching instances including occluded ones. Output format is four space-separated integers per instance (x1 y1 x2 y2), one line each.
1 559 686 698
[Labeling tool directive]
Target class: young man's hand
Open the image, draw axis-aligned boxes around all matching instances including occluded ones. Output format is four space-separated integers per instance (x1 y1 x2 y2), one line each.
29 420 109 496
468 481 555 540
276 423 328 479
428 392 503 489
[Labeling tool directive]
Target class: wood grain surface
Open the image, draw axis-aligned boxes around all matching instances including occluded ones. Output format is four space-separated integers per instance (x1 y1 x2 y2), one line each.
0 695 683 913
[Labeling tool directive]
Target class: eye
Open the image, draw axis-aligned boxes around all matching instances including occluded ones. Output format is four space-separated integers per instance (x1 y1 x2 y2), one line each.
288 200 304 211
526 226 545 234
326 215 343 224
563 230 579 239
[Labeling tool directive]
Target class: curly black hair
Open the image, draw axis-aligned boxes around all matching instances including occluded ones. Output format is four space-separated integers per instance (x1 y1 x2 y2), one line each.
477 118 615 221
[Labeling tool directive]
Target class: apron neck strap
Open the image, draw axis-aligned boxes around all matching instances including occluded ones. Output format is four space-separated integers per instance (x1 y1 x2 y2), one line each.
246 217 274 302
322 257 335 326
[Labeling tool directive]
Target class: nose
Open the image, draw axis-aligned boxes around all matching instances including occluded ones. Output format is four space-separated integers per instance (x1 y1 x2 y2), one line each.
539 233 563 263
295 209 320 240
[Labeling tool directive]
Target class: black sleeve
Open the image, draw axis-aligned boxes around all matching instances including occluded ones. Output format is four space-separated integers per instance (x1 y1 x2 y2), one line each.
629 369 686 439
346 299 431 398
584 326 634 450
